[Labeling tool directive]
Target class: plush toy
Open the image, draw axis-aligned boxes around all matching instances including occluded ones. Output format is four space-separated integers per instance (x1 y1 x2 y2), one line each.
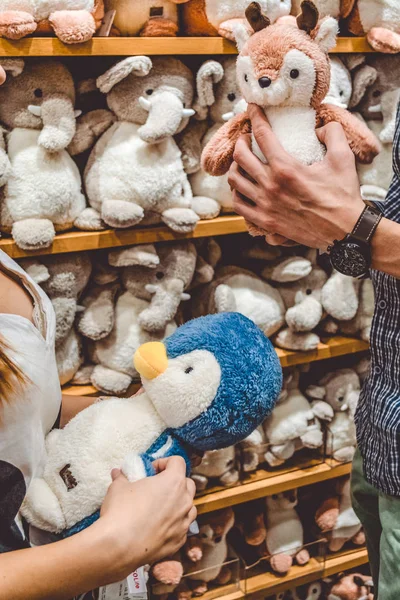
104 0 189 36
187 58 246 219
328 573 374 600
306 368 360 463
20 252 92 385
345 0 400 54
192 447 239 491
289 581 328 600
191 265 285 338
324 56 353 108
22 312 282 535
265 489 309 574
0 0 103 43
239 425 269 472
202 1 380 239
321 269 360 323
181 0 291 41
315 476 365 552
177 508 235 598
339 278 374 342
0 60 101 250
263 369 325 467
83 56 202 233
291 0 341 18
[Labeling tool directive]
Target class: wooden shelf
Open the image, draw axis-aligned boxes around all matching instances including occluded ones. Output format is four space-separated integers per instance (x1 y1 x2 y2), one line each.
206 548 368 600
195 461 351 515
0 36 374 57
0 215 247 259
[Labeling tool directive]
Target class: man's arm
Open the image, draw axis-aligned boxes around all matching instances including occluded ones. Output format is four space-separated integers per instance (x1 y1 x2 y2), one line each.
228 104 400 279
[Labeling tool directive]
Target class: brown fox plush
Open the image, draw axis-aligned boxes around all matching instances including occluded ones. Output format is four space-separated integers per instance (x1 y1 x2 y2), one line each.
201 1 380 238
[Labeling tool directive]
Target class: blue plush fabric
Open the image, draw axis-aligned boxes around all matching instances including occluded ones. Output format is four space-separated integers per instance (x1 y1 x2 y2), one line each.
166 312 282 451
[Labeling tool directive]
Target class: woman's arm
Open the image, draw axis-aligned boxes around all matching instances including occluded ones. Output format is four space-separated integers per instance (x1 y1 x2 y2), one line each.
61 394 97 427
0 457 196 600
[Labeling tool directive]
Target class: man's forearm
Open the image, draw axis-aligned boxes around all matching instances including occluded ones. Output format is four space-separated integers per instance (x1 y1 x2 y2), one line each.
372 217 400 279
0 520 129 600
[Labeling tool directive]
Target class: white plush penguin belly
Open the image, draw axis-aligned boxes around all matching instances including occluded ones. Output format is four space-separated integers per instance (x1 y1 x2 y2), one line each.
86 122 190 212
22 391 166 532
266 508 304 556
2 128 84 228
0 0 94 20
190 124 233 209
252 107 325 166
357 0 400 32
106 0 178 35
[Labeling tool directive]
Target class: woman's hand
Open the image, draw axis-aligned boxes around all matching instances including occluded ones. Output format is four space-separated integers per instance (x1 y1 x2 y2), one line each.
228 104 365 249
100 456 197 580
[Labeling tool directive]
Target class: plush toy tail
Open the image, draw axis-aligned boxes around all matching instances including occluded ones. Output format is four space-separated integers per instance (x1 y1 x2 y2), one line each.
201 112 251 176
317 104 381 164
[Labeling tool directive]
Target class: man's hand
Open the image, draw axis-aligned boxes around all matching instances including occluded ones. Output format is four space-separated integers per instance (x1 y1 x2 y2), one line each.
228 104 366 249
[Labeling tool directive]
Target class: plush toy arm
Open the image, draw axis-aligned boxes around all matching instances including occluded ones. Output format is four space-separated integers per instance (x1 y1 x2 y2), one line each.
184 535 204 562
311 400 334 422
78 283 119 341
68 109 116 156
201 112 251 176
176 120 208 174
317 104 381 164
52 297 79 346
315 497 340 531
340 0 357 19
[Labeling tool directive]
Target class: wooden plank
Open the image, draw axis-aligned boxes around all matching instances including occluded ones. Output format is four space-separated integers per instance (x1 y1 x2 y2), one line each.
195 462 352 514
200 549 368 600
62 381 141 397
0 216 247 259
0 37 373 57
277 337 369 368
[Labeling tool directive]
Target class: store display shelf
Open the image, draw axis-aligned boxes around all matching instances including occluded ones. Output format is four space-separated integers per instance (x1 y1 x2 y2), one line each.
195 461 352 515
204 547 368 600
0 36 374 57
0 216 247 259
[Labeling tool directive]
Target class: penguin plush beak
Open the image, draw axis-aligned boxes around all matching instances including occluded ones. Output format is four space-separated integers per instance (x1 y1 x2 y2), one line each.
134 342 168 380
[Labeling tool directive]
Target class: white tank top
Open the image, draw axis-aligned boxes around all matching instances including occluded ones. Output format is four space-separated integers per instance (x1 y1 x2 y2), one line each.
0 250 61 551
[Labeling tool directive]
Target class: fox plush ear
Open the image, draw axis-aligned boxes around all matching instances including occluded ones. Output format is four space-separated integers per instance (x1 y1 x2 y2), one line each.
313 16 339 52
297 0 319 34
245 2 270 32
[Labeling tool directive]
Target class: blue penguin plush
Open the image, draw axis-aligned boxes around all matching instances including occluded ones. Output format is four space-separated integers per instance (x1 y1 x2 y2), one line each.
21 312 282 537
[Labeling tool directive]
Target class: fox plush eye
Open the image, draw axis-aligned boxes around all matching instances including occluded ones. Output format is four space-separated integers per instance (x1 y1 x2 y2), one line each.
145 89 153 95
290 69 300 79
34 88 43 98
185 366 193 374
227 92 236 102
244 74 248 82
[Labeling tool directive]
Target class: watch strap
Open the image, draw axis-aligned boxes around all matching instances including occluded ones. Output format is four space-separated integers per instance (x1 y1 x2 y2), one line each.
350 204 382 244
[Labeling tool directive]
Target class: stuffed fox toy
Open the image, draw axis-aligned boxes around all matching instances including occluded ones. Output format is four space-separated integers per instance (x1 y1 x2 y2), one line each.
202 1 380 239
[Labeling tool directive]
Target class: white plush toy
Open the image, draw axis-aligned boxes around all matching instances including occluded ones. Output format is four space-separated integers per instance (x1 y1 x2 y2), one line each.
291 0 341 18
83 56 202 233
104 0 189 37
265 489 309 574
192 447 239 491
340 278 374 342
324 56 352 108
306 368 360 463
263 370 326 467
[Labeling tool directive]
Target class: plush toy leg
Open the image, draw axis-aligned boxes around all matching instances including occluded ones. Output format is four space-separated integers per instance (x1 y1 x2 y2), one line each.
218 18 248 42
190 580 208 596
332 446 356 463
295 548 310 566
367 28 400 54
74 208 105 231
161 208 199 233
191 196 221 220
300 429 323 449
91 364 132 395
275 329 320 352
328 537 347 552
49 10 96 44
0 11 36 39
220 468 240 487
269 553 293 574
241 448 260 473
101 200 144 229
192 474 208 492
140 18 178 37
21 477 65 533
265 441 296 467
152 560 184 586
71 363 95 385
216 566 231 585
352 530 366 546
12 218 55 250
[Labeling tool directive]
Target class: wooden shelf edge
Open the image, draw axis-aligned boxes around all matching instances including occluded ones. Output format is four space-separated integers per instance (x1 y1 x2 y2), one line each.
195 461 352 515
211 548 369 600
0 37 373 57
0 215 247 259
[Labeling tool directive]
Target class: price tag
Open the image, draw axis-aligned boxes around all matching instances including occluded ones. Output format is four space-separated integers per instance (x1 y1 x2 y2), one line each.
98 568 147 600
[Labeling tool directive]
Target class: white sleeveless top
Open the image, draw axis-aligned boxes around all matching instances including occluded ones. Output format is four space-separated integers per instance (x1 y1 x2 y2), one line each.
0 250 61 552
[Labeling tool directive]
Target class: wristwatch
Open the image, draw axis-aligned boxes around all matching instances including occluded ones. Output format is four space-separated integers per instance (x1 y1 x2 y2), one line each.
328 204 382 278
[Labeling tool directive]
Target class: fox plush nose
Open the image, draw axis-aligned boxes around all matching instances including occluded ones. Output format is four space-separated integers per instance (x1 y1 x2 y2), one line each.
258 77 272 89
134 342 168 380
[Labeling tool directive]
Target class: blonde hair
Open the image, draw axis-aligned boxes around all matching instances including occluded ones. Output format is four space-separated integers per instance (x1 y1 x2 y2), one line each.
0 335 26 401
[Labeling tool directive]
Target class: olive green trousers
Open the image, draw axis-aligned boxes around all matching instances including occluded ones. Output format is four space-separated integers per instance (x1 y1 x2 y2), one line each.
351 449 400 599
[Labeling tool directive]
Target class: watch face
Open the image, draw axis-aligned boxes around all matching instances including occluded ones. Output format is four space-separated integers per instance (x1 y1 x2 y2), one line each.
330 241 369 278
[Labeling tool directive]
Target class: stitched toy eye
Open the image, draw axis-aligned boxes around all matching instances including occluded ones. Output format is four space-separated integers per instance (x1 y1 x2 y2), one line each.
306 288 312 295
34 88 43 98
290 69 300 79
214 536 222 543
244 74 248 82
156 271 164 280
228 92 236 102
373 90 381 98
338 395 344 402
185 367 193 374
146 89 153 95
340 91 344 97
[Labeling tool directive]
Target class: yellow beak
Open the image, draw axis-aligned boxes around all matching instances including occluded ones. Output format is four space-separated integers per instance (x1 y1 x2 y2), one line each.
133 342 168 380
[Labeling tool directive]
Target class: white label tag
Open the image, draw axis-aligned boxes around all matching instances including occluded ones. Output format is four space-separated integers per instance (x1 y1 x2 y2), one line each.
98 569 147 600
127 567 148 599
98 581 126 600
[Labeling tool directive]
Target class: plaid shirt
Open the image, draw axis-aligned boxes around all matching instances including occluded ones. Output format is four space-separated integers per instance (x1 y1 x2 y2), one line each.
355 104 400 496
